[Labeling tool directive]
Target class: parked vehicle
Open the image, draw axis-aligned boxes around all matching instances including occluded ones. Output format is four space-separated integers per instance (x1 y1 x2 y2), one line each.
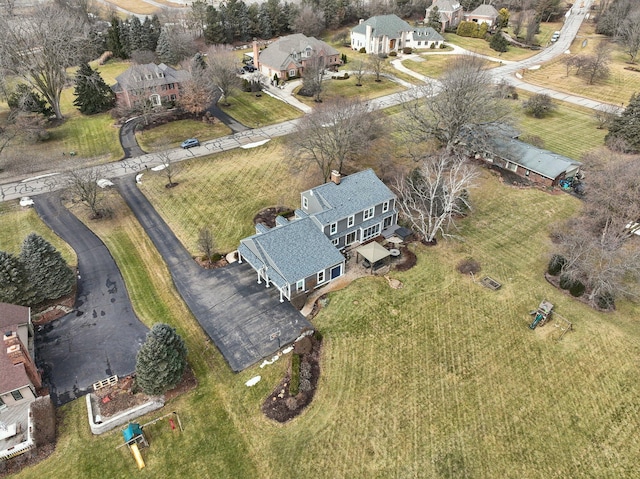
551 31 560 42
180 138 200 149
243 64 256 72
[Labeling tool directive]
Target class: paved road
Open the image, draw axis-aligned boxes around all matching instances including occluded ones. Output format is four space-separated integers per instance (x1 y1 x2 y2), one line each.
33 193 148 406
115 176 313 371
120 117 146 159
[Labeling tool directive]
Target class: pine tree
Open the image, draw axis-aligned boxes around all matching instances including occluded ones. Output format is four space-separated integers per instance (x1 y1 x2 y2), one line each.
490 31 509 52
0 251 37 306
20 233 74 303
155 28 173 64
119 19 132 58
106 17 127 59
73 63 116 115
129 17 144 52
135 323 188 395
427 6 442 32
606 93 640 153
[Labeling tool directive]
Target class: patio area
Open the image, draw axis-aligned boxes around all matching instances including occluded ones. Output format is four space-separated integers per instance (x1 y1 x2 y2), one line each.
0 401 32 460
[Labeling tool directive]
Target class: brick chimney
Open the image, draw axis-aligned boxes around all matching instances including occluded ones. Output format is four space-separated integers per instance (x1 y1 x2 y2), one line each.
252 39 260 70
4 331 42 389
330 170 341 185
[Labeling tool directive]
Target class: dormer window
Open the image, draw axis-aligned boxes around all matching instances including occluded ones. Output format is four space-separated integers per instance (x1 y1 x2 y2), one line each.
382 201 389 213
302 196 308 209
330 222 337 235
146 74 153 80
134 75 142 82
157 72 164 78
363 207 374 220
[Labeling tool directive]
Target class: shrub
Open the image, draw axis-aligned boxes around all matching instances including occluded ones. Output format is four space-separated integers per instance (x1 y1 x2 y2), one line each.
559 275 573 290
285 397 298 410
440 43 446 48
547 254 565 275
523 93 557 118
359 47 366 53
597 293 615 310
290 353 301 395
299 378 312 392
300 362 312 380
403 47 413 54
457 258 481 275
490 32 509 52
210 253 223 263
341 53 347 64
569 281 586 297
389 51 397 56
430 43 436 49
293 336 312 354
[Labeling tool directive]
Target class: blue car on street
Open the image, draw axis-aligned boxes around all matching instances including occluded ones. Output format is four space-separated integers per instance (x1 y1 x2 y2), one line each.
181 138 200 149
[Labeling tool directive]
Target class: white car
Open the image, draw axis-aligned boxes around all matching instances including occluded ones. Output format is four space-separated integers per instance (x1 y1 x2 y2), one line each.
551 31 560 42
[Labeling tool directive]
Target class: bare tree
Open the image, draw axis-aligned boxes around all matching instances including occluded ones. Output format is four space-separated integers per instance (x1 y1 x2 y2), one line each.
524 12 538 45
300 54 325 102
352 59 367 86
617 10 640 63
555 150 640 305
156 149 180 188
394 153 479 243
581 41 611 85
293 5 325 38
0 6 89 119
401 55 511 155
197 227 216 265
368 53 386 82
66 169 106 218
593 104 619 130
179 55 217 115
288 97 382 182
206 44 241 106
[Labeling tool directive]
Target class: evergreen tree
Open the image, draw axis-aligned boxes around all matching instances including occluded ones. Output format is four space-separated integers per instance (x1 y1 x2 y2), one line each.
606 93 640 153
73 63 116 115
0 251 36 306
427 6 442 31
8 84 53 117
141 17 155 51
258 3 272 39
106 17 125 58
20 233 75 303
119 19 132 58
204 6 225 44
155 28 173 64
129 17 144 52
489 31 509 52
135 323 188 395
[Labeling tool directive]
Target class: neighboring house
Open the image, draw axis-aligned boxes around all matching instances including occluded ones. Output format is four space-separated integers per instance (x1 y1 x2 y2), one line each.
477 136 582 186
111 63 191 109
238 169 398 302
0 302 41 461
252 34 341 81
425 0 464 31
464 4 499 27
351 14 444 54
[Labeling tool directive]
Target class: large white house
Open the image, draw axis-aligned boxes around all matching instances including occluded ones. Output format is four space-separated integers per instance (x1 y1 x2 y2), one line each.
351 14 444 55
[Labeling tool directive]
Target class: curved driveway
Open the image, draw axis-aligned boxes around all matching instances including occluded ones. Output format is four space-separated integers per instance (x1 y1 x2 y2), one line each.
115 176 313 372
34 193 148 406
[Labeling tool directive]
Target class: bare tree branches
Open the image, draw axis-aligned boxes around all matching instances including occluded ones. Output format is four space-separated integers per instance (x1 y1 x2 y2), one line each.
394 153 479 243
66 168 107 218
300 54 325 103
0 6 89 119
206 44 241 106
288 97 382 182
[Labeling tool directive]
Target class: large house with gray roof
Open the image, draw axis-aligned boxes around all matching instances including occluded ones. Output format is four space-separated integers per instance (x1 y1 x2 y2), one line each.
351 14 444 54
252 34 341 81
238 169 398 303
111 63 191 109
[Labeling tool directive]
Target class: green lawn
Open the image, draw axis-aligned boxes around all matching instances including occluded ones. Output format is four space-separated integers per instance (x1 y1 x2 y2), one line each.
219 91 302 128
136 120 233 152
444 32 535 61
15 164 640 478
513 92 607 159
0 201 76 265
295 75 405 106
402 55 465 79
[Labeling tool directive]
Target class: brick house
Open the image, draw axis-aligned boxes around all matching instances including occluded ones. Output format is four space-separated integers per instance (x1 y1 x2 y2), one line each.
111 63 191 109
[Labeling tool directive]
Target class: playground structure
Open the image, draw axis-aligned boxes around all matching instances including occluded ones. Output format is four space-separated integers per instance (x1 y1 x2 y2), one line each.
529 300 554 329
117 412 183 470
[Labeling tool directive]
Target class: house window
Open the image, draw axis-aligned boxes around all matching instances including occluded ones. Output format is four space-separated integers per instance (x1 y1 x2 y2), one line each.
346 231 357 245
134 75 142 82
347 215 354 228
317 270 325 284
332 238 340 246
362 224 380 241
330 264 342 279
363 207 374 221
506 161 518 172
417 41 422 46
330 222 337 235
150 94 161 106
382 201 389 213
302 196 308 209
170 94 177 101
383 216 393 228
157 72 164 78
145 74 153 80
525 170 530 176
11 390 23 401
296 279 305 292
289 69 296 77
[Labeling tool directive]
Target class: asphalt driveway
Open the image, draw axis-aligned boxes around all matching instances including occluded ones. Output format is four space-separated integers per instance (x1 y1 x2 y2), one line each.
116 176 312 372
34 193 148 406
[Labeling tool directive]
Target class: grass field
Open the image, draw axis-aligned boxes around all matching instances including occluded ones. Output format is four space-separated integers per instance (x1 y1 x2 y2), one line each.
294 75 406 106
220 91 302 128
402 55 465 79
136 120 233 152
0 202 76 265
444 32 535 61
512 91 607 159
14 161 640 478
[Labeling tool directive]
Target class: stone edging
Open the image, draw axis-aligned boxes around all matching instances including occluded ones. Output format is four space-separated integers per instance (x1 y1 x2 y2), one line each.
86 394 164 435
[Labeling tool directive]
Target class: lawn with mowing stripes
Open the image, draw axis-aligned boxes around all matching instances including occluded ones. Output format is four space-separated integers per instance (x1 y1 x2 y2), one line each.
512 92 607 159
137 120 233 152
0 201 76 265
294 75 406 107
220 91 302 128
137 139 312 253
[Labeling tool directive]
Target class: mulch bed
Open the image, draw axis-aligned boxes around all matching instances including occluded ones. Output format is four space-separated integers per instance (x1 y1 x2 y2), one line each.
253 206 295 228
194 255 229 270
393 245 417 272
262 335 322 423
32 287 76 325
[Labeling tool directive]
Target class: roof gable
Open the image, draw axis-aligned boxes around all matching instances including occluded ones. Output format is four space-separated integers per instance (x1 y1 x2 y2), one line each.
259 34 339 70
430 0 462 13
114 63 190 89
468 4 499 17
351 14 412 37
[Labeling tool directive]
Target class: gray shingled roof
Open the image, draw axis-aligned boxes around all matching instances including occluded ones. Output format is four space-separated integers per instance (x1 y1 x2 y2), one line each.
259 34 339 71
351 14 412 37
0 302 29 331
306 169 396 225
411 27 444 41
113 63 191 91
488 137 582 179
240 217 344 287
429 0 462 12
468 4 499 18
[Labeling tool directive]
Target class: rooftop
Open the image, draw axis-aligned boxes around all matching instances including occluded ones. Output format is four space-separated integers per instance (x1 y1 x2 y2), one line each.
259 34 339 70
352 14 412 37
113 63 191 91
0 303 29 331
